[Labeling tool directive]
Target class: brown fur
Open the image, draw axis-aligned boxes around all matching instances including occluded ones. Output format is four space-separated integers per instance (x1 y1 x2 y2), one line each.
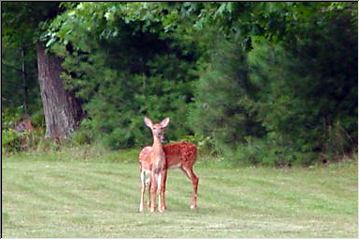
139 141 199 210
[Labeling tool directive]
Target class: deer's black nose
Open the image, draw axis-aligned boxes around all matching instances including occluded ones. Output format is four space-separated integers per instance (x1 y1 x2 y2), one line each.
160 135 167 143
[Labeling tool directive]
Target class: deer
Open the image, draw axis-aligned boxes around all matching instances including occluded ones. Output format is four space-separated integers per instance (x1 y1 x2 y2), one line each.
138 116 199 213
14 118 34 133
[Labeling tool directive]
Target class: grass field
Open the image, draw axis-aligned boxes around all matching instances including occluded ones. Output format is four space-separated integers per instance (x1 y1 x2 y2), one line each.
2 146 358 237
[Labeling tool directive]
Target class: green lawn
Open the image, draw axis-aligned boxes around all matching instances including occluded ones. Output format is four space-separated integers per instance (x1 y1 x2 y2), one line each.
2 146 358 237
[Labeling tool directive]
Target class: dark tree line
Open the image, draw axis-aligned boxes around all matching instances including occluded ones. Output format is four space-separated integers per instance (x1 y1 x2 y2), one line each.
2 2 357 165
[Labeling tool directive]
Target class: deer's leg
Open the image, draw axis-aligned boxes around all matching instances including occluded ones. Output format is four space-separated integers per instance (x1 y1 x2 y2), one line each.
163 170 168 210
150 173 158 213
139 171 146 212
190 169 199 209
158 170 167 212
146 175 151 208
181 167 199 209
157 171 166 213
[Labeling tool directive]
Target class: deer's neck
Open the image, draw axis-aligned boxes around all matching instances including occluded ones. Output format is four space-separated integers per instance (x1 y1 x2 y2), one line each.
151 136 165 169
152 136 164 155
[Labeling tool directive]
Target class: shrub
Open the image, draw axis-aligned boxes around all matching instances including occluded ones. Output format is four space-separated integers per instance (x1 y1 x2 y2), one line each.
2 128 44 154
2 108 45 154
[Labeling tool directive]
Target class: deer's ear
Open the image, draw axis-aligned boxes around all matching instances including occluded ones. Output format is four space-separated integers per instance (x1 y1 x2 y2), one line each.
160 117 170 128
144 117 153 128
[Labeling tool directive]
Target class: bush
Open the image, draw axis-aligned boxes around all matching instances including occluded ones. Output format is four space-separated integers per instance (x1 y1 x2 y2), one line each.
220 136 317 167
2 128 22 153
2 108 45 154
2 128 44 154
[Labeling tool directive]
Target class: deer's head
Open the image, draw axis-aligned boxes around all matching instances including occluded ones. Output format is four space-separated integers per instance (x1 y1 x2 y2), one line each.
144 117 170 143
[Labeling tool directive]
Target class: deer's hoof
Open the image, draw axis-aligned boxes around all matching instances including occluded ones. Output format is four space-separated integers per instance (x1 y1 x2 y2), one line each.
190 204 197 210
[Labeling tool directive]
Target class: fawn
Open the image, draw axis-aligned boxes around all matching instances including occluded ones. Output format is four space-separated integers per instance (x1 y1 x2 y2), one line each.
138 117 199 213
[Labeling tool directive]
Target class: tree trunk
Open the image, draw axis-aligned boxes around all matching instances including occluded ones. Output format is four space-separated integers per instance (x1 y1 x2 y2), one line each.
36 44 83 140
21 46 28 114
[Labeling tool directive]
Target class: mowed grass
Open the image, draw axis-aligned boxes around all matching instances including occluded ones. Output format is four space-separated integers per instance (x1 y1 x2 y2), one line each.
2 146 358 237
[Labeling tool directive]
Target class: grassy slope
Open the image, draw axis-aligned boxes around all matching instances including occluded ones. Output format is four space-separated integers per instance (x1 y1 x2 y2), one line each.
2 146 358 237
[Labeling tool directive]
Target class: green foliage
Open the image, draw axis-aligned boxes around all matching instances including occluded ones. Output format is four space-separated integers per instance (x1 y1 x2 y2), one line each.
2 128 45 155
322 121 356 161
223 137 317 167
2 2 357 166
246 7 357 162
69 119 94 146
2 2 61 48
2 46 41 114
46 5 199 149
2 128 22 153
189 37 265 161
2 108 44 154
31 111 45 129
2 2 60 140
70 131 92 146
189 3 357 166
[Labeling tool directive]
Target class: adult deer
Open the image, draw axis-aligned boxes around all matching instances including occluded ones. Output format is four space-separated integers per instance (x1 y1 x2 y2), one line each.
138 117 199 213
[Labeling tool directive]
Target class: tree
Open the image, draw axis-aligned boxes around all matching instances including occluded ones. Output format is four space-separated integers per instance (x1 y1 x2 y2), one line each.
2 2 356 165
43 2 199 148
36 44 83 139
189 36 265 160
2 2 84 139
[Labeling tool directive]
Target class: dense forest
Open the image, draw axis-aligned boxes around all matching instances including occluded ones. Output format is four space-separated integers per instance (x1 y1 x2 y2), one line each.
2 2 358 166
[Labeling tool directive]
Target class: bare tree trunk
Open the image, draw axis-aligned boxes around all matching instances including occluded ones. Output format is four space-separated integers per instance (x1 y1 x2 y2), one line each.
21 46 28 114
36 44 83 140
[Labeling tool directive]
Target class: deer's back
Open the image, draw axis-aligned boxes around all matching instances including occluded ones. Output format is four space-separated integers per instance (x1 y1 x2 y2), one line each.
163 142 197 168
